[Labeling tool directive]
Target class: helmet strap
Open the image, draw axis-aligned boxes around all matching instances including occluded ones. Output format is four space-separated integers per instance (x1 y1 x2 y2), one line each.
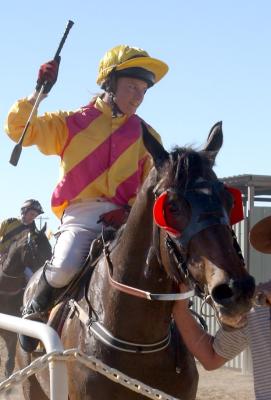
109 93 124 118
103 72 125 118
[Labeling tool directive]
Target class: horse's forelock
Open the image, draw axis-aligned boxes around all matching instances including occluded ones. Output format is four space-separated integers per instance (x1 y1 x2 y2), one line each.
164 147 214 190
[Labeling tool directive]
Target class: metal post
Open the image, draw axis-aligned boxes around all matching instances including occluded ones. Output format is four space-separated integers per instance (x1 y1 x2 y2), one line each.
241 185 255 375
0 313 68 399
37 215 49 230
246 185 255 273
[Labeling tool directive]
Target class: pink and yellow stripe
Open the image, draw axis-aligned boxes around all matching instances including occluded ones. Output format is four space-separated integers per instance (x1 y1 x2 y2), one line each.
51 104 148 218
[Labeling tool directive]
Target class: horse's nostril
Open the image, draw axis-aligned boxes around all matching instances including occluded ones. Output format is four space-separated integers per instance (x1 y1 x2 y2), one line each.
211 277 256 307
211 284 233 304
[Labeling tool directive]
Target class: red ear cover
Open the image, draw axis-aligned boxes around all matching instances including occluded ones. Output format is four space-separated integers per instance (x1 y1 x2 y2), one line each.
153 191 180 236
226 186 244 225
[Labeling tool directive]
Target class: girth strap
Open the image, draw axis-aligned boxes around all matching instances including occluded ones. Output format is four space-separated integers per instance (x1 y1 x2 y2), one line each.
69 299 171 354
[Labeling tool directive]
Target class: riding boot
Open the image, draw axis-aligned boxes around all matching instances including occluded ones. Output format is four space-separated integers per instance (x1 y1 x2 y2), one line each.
18 271 63 353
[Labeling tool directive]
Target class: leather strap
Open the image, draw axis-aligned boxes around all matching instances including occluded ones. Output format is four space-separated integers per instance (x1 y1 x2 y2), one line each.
104 247 195 301
69 299 171 354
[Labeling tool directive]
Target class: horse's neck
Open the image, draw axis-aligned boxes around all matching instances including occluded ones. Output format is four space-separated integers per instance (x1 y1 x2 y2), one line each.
94 172 174 341
111 175 156 283
110 170 174 291
0 245 26 293
2 245 24 275
95 248 173 342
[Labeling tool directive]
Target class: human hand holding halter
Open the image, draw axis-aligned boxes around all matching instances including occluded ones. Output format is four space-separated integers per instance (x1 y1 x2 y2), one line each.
35 56 61 94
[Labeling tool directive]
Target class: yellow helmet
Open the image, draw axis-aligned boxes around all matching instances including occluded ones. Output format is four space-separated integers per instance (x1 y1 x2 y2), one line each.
97 45 168 87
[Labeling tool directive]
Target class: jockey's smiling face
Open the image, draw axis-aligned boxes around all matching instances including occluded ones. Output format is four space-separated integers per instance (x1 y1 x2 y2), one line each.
21 209 40 225
114 77 148 117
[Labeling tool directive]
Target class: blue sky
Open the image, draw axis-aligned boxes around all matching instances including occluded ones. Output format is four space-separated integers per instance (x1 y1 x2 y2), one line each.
1 1 271 234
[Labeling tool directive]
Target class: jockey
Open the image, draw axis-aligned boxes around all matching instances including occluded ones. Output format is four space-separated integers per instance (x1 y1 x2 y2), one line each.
0 199 44 264
5 44 168 352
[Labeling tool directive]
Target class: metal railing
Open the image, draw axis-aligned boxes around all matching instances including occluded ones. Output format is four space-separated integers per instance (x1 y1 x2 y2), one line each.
0 313 68 399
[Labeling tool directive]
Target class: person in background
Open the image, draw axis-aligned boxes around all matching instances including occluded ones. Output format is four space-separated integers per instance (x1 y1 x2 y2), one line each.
173 215 271 400
0 199 44 266
5 44 168 351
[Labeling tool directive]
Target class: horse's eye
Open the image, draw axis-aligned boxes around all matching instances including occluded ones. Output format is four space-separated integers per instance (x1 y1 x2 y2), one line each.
167 202 180 214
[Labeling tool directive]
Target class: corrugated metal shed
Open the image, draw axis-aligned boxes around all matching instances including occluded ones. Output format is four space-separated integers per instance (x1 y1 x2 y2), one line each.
221 174 271 198
221 174 271 276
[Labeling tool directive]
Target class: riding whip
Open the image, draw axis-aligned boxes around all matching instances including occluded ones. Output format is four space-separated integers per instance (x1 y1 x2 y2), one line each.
9 19 74 167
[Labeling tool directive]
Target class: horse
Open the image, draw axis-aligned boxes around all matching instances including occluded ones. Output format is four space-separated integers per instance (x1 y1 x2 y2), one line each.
17 122 255 400
0 223 52 377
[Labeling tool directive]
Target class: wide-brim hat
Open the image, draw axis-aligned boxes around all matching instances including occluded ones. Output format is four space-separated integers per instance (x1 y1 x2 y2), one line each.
249 216 271 254
97 45 169 86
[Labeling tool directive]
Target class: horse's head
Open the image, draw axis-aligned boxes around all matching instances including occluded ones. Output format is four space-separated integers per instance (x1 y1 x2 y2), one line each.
0 223 52 286
143 121 255 328
24 223 52 272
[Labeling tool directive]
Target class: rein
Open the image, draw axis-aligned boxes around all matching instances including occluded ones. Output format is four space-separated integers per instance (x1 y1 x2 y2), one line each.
103 243 194 301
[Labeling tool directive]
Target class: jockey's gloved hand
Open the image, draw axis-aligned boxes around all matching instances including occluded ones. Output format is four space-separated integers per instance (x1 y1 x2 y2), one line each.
97 207 130 229
35 56 61 94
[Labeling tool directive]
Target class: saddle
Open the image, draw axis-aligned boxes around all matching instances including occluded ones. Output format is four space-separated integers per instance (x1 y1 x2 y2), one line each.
46 228 117 340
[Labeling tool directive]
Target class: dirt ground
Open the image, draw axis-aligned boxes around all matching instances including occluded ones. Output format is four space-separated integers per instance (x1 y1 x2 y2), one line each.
196 364 254 400
0 337 255 399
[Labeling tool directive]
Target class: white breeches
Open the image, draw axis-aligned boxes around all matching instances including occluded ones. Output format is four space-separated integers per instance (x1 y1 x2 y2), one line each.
44 200 119 288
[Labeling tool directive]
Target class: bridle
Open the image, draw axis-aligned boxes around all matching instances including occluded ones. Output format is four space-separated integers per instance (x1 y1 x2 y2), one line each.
153 179 229 296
